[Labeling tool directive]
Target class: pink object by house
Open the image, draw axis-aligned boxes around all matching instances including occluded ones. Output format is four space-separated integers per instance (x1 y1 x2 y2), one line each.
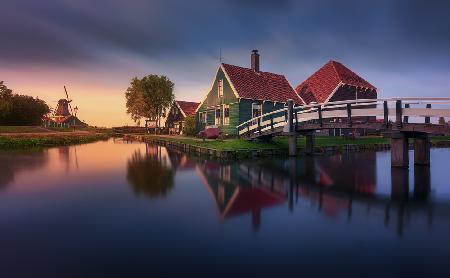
203 125 220 139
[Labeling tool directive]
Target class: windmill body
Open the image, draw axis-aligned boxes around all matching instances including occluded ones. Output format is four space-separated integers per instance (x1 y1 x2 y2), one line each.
55 99 72 117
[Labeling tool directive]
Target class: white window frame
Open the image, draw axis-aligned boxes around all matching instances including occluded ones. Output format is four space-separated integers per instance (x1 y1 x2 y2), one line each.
252 103 262 125
218 79 224 98
215 107 221 125
199 112 206 124
223 104 230 126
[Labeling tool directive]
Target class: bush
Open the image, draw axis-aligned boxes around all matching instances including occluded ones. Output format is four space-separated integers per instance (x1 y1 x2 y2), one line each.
183 116 197 136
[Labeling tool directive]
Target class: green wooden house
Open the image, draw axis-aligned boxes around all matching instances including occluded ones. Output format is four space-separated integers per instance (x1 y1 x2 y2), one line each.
195 50 304 135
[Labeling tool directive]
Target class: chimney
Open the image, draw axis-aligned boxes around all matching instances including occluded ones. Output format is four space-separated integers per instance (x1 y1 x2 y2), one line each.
251 49 260 72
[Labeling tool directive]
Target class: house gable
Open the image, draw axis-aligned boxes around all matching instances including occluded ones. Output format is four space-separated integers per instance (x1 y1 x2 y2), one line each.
196 66 239 112
165 102 185 128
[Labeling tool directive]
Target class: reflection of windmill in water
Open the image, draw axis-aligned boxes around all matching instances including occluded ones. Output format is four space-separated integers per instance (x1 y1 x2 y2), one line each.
58 145 80 175
45 86 88 127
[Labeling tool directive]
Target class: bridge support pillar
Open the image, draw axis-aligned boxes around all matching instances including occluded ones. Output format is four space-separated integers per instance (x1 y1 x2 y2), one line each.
305 133 315 155
391 168 409 200
289 134 297 156
391 132 409 168
414 134 430 166
414 165 430 200
287 99 297 156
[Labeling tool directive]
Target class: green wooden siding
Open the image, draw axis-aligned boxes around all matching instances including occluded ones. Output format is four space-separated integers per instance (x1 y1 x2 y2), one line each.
196 67 239 135
239 99 285 124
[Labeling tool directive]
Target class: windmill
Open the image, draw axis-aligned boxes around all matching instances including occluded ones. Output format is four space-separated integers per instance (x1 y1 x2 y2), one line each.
47 86 86 127
54 86 73 117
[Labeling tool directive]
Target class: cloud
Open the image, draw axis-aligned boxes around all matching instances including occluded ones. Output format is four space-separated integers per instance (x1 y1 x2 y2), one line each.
1 0 449 68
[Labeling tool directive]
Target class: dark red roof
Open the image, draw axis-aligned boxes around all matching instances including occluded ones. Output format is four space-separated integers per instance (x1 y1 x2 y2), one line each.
222 63 304 105
176 101 199 116
223 187 285 218
295 60 377 104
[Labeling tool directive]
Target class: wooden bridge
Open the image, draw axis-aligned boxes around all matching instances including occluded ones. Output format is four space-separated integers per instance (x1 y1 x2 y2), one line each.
237 98 450 167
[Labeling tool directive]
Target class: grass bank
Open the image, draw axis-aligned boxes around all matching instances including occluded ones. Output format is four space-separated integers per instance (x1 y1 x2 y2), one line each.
132 134 450 158
138 135 393 151
0 133 110 149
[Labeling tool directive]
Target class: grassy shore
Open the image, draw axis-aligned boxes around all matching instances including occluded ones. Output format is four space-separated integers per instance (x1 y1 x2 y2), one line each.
138 134 450 151
0 133 110 149
0 126 112 149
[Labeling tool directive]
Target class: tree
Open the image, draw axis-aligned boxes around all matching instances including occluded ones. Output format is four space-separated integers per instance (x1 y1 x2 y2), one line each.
0 81 49 125
0 81 12 121
125 75 174 127
126 149 174 198
183 115 197 136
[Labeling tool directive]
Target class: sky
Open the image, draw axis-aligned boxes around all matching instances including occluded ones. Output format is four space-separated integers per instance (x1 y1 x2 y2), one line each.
1 0 449 127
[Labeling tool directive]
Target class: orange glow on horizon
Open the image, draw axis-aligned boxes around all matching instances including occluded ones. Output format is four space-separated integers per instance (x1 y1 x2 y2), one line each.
0 63 206 127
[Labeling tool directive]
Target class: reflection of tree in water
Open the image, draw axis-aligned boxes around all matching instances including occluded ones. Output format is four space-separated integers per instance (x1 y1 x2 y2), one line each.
0 150 49 190
126 148 174 198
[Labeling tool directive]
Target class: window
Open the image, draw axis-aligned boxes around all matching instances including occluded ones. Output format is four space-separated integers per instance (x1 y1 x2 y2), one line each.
199 112 206 124
218 184 225 205
218 79 224 98
221 166 231 183
252 103 262 125
252 103 262 118
215 108 221 125
223 104 230 125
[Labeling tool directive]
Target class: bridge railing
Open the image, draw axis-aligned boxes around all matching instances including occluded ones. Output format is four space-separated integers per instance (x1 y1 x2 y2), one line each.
237 107 288 136
237 98 450 138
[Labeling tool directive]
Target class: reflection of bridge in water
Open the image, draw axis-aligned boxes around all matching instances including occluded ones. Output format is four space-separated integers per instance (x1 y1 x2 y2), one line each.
193 151 448 236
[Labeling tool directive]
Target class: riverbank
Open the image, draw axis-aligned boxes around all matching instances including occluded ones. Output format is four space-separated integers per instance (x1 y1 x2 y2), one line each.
124 134 450 159
0 132 111 149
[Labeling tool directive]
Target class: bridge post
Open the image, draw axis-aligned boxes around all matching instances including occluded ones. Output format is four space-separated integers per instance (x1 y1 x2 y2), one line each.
425 104 431 124
414 134 430 166
305 132 315 155
287 99 297 156
383 101 389 127
403 104 410 123
391 132 409 168
347 103 352 127
395 100 403 128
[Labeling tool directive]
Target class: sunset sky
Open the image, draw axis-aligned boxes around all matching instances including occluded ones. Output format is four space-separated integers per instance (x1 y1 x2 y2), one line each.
1 0 449 127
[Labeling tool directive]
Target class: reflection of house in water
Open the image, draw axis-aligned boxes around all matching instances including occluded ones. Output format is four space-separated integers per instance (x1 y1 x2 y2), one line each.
231 154 435 238
196 160 286 230
295 153 377 217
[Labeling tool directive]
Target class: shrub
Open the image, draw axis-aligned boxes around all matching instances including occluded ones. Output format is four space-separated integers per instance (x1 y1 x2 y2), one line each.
183 116 197 136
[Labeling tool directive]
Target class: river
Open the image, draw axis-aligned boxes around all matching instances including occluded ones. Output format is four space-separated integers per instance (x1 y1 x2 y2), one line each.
1 138 450 277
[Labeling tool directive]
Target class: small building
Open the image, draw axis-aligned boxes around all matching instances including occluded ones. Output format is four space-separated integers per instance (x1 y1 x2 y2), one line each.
295 60 377 136
42 114 87 127
165 100 200 135
295 60 377 104
196 50 303 136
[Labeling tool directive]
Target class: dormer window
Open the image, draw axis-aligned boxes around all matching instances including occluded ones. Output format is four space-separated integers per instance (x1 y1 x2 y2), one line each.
218 79 224 98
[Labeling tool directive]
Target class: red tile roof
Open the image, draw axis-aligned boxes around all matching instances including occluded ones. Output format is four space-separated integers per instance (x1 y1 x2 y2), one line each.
222 63 304 105
295 60 377 104
223 187 285 218
176 101 199 117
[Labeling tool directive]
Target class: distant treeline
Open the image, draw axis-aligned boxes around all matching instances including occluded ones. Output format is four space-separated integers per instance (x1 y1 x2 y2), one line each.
0 81 50 126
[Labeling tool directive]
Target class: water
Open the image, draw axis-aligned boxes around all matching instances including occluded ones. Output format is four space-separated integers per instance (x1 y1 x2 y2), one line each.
1 139 450 277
